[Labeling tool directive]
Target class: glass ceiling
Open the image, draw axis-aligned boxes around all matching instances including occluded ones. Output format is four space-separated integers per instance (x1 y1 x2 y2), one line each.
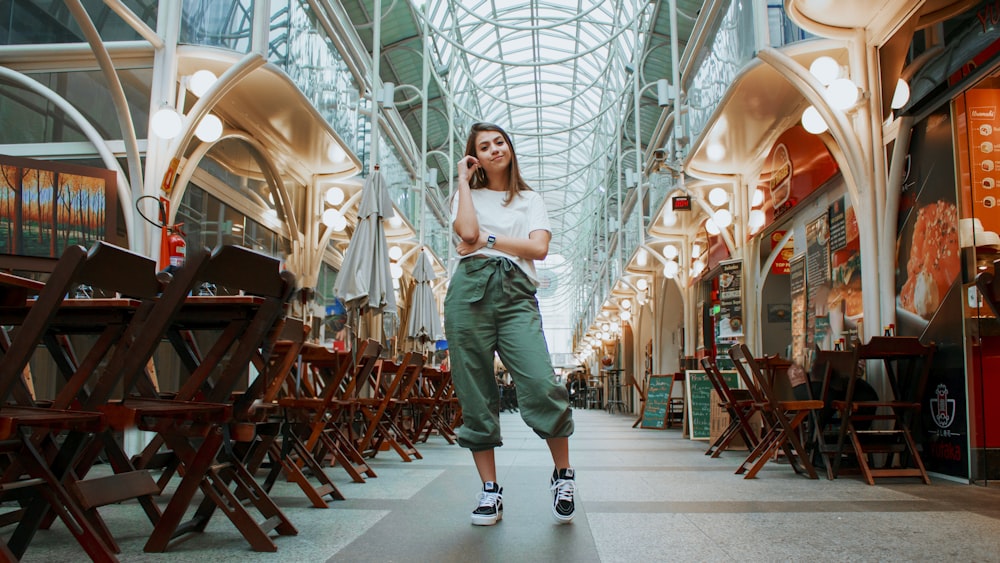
421 0 649 315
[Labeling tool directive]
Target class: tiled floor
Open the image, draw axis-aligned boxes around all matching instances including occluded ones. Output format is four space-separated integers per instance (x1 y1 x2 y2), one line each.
14 408 1000 562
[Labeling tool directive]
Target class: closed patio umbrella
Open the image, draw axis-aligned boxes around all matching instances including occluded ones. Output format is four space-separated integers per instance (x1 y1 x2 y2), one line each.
334 167 397 322
406 250 441 347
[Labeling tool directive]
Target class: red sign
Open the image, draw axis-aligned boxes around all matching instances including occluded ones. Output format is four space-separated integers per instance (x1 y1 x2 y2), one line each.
753 125 839 236
770 231 793 274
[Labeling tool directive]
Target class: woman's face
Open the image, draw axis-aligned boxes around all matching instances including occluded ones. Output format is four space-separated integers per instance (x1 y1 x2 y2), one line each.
474 130 511 176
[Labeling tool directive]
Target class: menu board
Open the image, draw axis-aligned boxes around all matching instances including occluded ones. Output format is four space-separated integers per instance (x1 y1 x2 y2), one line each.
805 215 832 351
685 369 739 440
790 254 807 365
716 260 743 340
965 89 1000 233
640 374 674 429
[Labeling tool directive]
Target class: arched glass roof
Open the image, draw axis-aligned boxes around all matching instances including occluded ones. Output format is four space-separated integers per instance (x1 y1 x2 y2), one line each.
423 0 644 275
340 0 702 330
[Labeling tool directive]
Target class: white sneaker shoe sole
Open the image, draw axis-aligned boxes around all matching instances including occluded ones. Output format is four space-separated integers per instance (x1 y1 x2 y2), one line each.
551 507 574 524
471 511 502 526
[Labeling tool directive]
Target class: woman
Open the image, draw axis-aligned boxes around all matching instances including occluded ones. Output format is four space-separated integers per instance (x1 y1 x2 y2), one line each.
444 122 576 527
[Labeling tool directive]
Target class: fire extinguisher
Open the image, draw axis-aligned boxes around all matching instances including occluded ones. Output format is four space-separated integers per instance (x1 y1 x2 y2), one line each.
165 223 186 268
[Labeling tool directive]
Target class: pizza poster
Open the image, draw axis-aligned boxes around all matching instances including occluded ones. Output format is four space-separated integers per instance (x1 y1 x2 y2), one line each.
898 104 967 479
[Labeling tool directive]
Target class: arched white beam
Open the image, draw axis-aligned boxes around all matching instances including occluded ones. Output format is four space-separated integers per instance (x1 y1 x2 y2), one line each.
67 0 146 251
0 66 134 246
101 0 164 49
757 47 882 339
161 52 265 189
168 130 297 236
756 48 867 207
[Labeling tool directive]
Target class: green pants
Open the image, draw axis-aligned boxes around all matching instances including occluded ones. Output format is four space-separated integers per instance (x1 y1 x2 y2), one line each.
444 256 574 451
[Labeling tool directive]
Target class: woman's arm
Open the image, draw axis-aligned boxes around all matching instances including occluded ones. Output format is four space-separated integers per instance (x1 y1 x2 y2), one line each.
452 155 481 244
456 228 550 261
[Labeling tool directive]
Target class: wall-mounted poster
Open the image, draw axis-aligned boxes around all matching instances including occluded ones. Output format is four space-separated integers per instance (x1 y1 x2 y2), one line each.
827 196 862 348
0 155 119 257
899 104 966 479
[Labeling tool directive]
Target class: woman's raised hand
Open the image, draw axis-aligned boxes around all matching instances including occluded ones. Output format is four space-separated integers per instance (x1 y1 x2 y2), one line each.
457 155 480 184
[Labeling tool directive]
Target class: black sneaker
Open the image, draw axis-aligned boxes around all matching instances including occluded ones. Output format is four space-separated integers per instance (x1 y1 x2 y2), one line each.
550 468 576 524
471 481 503 526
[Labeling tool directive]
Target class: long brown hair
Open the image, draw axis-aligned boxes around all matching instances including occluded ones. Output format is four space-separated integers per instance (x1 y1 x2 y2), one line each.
464 122 532 205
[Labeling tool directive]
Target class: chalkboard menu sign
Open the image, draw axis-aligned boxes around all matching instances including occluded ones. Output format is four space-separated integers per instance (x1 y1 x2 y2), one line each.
686 369 739 440
640 374 674 429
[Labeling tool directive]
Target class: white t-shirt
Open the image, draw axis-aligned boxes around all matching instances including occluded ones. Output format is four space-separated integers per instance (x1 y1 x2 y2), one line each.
451 188 551 285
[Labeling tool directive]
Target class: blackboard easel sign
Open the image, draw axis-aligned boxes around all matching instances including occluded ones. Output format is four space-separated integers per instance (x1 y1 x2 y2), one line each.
640 374 674 429
685 369 739 440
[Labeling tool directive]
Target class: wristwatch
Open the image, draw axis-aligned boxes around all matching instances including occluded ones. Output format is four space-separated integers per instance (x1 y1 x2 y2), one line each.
486 234 496 249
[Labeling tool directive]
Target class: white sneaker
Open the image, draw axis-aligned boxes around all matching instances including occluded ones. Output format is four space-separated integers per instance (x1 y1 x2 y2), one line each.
471 481 503 526
550 468 576 524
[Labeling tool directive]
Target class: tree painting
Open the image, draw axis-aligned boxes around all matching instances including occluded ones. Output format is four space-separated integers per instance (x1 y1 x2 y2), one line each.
0 155 116 258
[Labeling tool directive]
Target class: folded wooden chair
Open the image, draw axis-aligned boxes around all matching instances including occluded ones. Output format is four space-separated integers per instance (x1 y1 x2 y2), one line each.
700 357 758 458
355 352 425 462
830 336 935 485
408 366 456 444
0 246 121 561
729 345 822 479
285 340 381 482
113 244 299 552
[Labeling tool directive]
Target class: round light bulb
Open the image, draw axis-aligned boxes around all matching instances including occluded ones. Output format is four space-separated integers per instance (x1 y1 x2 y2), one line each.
621 299 631 310
151 107 182 139
714 208 733 228
708 187 729 207
635 278 648 291
748 209 766 231
325 186 345 206
706 142 725 161
662 211 678 227
327 143 347 163
705 218 721 235
827 78 859 110
390 262 403 279
891 78 910 110
636 248 648 267
389 245 403 261
663 260 679 279
195 113 223 142
692 259 706 276
188 70 217 97
751 188 765 207
388 214 403 228
620 310 631 321
801 105 828 134
662 244 678 259
809 56 840 85
321 209 346 231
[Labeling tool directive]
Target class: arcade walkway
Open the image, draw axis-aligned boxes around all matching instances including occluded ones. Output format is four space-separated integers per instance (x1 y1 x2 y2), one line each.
20 408 1000 562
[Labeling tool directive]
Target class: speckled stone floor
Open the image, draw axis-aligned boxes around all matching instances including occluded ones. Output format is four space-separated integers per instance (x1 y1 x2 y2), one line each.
12 408 1000 562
